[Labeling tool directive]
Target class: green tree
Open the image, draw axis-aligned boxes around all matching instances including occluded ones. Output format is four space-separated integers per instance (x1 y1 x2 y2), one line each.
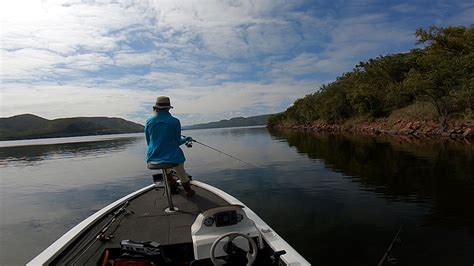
404 26 474 126
269 25 473 128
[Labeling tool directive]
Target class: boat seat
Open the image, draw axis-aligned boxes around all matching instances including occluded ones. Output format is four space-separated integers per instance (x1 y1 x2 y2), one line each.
147 163 180 213
147 163 178 170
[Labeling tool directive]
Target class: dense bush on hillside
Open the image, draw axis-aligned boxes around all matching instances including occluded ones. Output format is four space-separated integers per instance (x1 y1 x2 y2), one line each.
269 25 473 127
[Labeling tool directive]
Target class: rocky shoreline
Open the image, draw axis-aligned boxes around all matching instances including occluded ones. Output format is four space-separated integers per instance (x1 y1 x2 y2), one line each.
269 118 473 141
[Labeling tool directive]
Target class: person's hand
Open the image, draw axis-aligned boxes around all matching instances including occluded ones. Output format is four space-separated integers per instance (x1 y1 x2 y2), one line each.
185 137 193 148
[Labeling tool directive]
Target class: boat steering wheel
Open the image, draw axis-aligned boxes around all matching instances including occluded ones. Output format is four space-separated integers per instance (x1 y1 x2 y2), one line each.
210 232 258 266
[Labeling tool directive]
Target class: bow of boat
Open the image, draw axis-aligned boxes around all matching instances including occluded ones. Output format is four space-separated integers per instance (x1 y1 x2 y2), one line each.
28 180 309 265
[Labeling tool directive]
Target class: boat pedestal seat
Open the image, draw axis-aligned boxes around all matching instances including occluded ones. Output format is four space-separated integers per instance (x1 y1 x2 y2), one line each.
147 163 179 212
147 163 178 170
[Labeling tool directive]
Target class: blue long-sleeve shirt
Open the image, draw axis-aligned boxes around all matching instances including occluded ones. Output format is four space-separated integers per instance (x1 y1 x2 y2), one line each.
145 111 187 164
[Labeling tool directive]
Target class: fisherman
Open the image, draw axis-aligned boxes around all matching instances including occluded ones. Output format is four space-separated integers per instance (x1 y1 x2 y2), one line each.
145 96 195 197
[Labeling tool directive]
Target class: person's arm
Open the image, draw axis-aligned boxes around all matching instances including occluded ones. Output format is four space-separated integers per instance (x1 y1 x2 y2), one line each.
177 119 193 145
177 120 188 145
145 120 150 145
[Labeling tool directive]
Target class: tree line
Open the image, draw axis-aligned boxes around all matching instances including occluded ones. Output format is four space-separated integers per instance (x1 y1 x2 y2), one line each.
269 25 473 128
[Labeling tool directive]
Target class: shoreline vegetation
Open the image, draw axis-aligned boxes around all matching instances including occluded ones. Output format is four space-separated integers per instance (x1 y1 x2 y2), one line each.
268 26 473 141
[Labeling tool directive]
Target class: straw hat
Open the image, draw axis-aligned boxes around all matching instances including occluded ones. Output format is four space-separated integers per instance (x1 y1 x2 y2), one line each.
154 96 173 109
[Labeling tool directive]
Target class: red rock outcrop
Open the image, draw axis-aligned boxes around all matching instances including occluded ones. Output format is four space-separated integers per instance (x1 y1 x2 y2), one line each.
270 118 473 141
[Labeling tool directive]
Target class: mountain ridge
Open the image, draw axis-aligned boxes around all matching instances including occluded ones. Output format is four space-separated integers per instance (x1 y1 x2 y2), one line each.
0 114 144 141
182 114 272 130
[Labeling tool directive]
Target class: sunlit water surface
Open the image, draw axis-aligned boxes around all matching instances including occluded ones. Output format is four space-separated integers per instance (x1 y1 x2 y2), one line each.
0 127 473 265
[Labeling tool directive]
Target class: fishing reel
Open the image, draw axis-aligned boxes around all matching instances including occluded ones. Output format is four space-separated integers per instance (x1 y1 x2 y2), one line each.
185 141 193 148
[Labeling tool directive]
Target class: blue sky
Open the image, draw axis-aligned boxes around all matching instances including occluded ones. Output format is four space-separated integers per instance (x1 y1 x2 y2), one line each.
1 0 473 125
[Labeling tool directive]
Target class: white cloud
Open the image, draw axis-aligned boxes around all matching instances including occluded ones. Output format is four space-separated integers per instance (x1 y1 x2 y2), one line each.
264 13 414 79
447 6 474 25
113 52 160 67
265 53 327 77
64 53 113 71
0 78 316 125
171 81 316 114
1 0 470 125
389 3 419 13
226 63 250 73
0 85 154 122
1 48 62 79
148 0 304 58
246 22 302 54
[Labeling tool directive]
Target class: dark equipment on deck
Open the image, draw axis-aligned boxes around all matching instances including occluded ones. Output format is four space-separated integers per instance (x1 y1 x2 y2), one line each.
120 240 161 256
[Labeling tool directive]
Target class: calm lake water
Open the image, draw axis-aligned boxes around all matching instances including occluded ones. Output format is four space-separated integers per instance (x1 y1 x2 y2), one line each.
0 127 473 265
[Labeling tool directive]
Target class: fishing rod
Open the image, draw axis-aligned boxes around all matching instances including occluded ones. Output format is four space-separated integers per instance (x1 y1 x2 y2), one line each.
70 201 129 265
183 136 259 168
378 225 403 266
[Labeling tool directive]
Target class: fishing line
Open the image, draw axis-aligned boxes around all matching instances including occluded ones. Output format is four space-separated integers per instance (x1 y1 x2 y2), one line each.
183 136 259 168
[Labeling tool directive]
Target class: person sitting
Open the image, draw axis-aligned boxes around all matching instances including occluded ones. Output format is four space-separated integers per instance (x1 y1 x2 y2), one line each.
145 96 195 197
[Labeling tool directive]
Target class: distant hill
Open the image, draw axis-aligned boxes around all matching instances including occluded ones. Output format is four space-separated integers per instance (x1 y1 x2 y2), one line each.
183 114 272 130
0 114 144 141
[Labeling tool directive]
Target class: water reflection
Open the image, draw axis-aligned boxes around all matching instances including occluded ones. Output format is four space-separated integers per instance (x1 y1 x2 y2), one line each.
0 136 141 166
269 129 474 229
